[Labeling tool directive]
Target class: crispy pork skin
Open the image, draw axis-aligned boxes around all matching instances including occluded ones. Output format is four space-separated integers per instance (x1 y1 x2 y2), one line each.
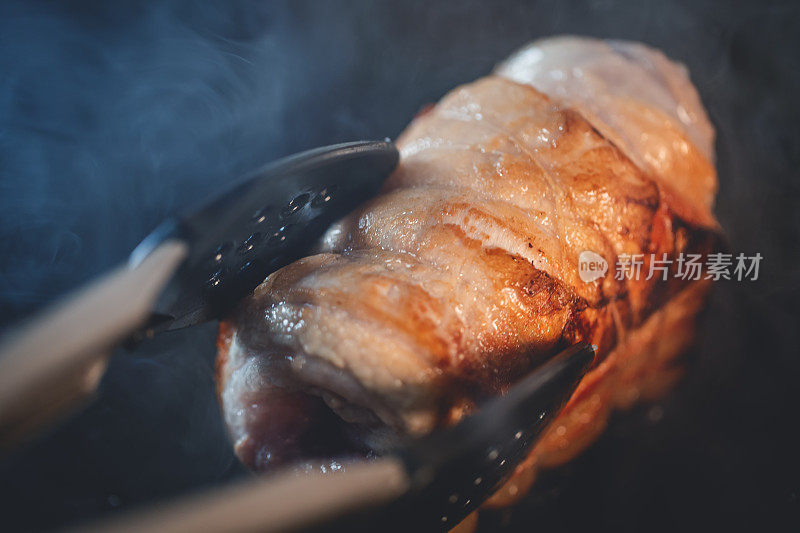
216 36 720 487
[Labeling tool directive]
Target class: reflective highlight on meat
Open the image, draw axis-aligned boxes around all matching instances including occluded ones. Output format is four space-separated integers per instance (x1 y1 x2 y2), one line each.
497 36 717 227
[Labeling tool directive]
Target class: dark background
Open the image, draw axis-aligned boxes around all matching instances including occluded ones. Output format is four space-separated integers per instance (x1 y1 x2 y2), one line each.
1 0 798 531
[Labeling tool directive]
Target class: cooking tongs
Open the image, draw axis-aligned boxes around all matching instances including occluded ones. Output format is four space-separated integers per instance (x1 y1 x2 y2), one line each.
0 141 398 448
79 343 594 533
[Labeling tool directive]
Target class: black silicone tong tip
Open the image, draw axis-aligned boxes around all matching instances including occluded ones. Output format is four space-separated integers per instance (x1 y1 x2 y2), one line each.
327 343 595 532
127 141 398 334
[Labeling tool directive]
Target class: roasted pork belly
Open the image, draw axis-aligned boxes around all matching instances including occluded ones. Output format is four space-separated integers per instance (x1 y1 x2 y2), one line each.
216 36 720 487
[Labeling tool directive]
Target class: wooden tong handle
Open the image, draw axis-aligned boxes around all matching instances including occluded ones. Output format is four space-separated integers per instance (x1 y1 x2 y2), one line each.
0 241 187 449
75 458 409 533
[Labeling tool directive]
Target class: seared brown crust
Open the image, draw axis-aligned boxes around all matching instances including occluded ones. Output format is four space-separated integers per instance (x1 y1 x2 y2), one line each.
215 38 720 497
485 278 711 508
